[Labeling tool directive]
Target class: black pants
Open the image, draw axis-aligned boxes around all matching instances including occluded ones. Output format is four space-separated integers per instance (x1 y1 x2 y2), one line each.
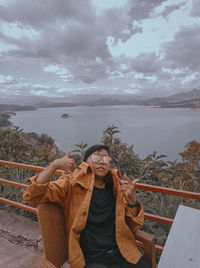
84 250 150 268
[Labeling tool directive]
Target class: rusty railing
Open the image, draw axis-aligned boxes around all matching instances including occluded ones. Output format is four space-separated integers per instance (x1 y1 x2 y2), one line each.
1 159 200 254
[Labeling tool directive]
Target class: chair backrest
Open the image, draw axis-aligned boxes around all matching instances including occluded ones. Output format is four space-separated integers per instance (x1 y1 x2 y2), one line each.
37 203 68 267
135 229 156 268
37 202 156 268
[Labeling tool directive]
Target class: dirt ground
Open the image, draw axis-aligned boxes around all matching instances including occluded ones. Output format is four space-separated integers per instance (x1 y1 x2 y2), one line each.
0 209 42 268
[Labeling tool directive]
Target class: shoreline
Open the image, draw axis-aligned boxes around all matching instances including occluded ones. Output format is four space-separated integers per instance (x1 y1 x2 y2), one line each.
0 124 14 131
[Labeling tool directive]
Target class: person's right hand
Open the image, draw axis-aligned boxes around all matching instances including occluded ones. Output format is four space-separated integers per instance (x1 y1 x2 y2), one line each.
53 150 76 173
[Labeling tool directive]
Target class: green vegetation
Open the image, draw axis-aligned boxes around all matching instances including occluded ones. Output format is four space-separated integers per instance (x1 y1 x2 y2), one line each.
0 104 36 128
0 125 200 246
0 126 64 220
0 104 36 112
0 112 13 127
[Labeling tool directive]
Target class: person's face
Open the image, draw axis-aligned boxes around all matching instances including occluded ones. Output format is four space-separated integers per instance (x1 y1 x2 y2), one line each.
86 149 111 178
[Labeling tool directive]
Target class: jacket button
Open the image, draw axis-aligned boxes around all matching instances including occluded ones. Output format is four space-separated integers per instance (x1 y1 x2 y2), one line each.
82 211 87 216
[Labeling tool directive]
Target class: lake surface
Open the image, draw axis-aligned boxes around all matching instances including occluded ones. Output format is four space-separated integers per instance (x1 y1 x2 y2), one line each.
11 105 200 161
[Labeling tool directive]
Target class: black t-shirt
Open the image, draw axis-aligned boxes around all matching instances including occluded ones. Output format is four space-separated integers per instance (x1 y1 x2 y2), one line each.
80 182 117 258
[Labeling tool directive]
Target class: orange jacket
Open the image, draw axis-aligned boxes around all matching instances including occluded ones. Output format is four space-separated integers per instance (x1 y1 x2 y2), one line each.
23 162 144 268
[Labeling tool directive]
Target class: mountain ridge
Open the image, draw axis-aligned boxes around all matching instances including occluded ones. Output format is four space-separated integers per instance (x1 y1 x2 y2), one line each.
1 88 200 110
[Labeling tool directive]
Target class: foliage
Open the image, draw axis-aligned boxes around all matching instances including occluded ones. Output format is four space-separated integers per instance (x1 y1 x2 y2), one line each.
72 142 88 164
0 126 64 218
0 126 63 165
102 124 142 177
0 124 200 245
141 151 168 185
0 112 11 127
178 140 200 191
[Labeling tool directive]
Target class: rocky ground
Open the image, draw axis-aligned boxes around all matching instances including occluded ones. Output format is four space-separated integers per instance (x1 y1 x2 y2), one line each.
0 209 42 268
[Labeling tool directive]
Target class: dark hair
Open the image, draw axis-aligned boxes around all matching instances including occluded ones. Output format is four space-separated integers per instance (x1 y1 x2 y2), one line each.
83 144 110 162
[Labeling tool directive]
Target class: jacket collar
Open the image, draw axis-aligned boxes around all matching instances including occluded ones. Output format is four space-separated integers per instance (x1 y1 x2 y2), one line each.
70 162 94 189
79 162 92 175
109 168 122 180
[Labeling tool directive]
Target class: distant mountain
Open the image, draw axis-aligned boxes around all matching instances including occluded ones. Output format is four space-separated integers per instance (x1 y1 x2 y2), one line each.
65 93 146 103
1 88 200 109
0 93 146 105
32 89 200 108
0 104 36 128
87 98 125 106
160 98 200 109
34 101 77 108
167 88 200 102
33 95 145 108
0 104 36 112
143 88 200 107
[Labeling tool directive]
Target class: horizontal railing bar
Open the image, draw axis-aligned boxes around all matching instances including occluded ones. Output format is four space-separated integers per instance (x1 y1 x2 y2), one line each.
155 245 163 254
136 240 143 248
1 159 200 200
0 160 45 171
136 241 163 253
0 176 171 225
0 160 172 257
135 183 200 200
136 240 163 253
0 160 63 175
1 160 199 228
0 178 27 189
0 196 164 254
0 197 37 213
144 212 173 225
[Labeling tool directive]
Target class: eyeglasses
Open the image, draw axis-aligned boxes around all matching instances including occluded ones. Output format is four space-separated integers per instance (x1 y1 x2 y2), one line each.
91 154 111 164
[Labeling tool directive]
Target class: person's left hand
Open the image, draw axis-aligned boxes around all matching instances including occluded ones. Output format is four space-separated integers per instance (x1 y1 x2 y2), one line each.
120 175 139 204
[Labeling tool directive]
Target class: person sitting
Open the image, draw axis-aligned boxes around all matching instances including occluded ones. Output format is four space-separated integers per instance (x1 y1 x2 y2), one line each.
23 144 150 268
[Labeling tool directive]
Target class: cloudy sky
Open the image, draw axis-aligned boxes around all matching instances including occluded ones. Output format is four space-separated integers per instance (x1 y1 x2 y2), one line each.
0 0 200 103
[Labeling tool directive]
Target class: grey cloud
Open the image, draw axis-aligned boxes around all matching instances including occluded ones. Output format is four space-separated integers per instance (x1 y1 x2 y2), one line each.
190 0 200 17
160 2 186 19
0 0 95 29
127 0 168 21
70 57 114 84
0 76 60 97
108 53 162 84
1 0 198 98
130 53 162 74
162 25 200 71
100 0 167 45
0 0 162 63
0 0 166 86
0 0 114 84
100 7 143 45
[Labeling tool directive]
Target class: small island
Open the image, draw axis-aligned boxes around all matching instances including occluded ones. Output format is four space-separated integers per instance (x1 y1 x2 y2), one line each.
61 113 70 118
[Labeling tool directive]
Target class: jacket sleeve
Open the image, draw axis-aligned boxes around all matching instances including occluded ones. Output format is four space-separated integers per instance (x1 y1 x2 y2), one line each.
23 173 71 207
125 201 144 233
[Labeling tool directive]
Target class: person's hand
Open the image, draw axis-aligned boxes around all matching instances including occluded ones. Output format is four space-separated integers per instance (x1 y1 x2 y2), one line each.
53 150 76 173
120 175 139 204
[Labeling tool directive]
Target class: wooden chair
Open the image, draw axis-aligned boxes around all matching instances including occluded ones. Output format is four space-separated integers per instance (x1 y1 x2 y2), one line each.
36 203 156 268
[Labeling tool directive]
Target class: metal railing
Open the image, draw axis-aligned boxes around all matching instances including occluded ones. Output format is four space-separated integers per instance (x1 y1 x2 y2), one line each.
1 159 200 254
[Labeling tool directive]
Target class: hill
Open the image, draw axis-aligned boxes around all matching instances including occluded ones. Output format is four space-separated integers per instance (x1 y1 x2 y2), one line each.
0 104 36 112
167 88 200 102
34 102 77 108
1 89 200 112
87 98 125 106
0 105 36 128
142 89 200 108
160 98 200 109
